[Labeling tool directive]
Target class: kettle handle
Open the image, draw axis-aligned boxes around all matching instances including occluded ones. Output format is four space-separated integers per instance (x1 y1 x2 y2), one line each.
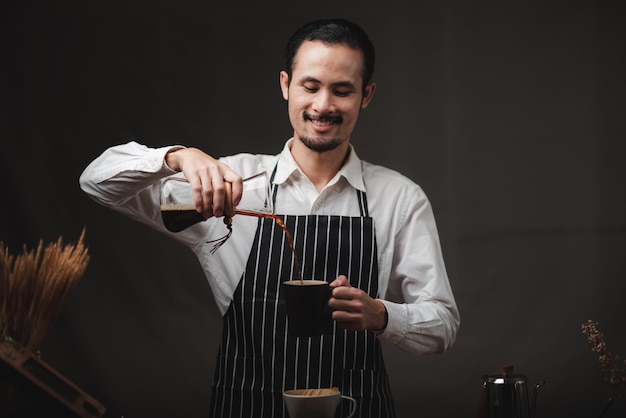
474 382 487 418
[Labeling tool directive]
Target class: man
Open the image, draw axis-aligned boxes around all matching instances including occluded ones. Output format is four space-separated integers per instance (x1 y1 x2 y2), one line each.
80 18 459 418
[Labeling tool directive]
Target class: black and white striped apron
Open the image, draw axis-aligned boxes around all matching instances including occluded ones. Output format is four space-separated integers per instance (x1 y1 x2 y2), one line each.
209 179 395 418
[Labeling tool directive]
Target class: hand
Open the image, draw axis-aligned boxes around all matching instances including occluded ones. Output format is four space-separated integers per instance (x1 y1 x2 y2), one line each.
165 147 243 219
328 275 387 331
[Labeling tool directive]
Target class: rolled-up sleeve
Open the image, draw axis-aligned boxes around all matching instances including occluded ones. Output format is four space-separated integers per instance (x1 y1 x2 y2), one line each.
79 141 184 204
79 141 186 231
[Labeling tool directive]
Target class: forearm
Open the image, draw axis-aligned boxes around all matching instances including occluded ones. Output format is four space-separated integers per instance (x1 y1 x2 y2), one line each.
79 141 182 207
372 187 460 354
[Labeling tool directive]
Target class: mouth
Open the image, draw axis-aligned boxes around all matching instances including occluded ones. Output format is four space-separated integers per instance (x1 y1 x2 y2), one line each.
304 113 342 127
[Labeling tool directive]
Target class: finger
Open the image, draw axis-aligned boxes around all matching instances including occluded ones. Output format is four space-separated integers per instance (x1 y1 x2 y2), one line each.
331 287 353 301
187 175 210 218
332 311 364 330
331 282 362 302
197 171 214 218
329 275 350 288
223 172 243 207
211 171 226 217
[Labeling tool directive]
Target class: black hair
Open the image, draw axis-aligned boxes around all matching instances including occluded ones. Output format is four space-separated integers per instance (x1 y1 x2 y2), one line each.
284 18 375 91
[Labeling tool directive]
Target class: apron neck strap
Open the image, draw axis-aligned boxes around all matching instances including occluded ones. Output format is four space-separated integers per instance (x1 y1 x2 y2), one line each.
269 162 369 217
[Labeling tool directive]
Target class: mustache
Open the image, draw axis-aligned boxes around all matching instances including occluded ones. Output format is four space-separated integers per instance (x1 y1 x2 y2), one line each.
304 112 343 124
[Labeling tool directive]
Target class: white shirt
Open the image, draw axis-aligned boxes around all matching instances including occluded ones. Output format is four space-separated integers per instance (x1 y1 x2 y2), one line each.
79 140 460 354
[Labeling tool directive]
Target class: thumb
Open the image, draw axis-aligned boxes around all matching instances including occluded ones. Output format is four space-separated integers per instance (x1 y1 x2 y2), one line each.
330 275 350 288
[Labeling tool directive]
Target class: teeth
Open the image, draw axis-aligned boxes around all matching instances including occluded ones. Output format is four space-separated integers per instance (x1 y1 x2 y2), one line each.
312 119 332 126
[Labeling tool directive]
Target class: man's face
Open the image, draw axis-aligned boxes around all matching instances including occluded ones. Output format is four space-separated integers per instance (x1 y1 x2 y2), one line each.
280 40 376 153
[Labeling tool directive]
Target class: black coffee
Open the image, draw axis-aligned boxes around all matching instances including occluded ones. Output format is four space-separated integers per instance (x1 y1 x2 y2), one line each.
161 206 204 232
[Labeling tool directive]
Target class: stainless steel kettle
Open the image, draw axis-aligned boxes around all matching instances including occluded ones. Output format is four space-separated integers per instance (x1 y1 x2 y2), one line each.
475 365 545 418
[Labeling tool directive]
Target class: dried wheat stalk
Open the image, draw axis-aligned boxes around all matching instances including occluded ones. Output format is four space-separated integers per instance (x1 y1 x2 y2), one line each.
0 229 90 352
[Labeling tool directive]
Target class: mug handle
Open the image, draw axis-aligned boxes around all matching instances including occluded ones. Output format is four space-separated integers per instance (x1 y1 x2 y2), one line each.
341 395 357 418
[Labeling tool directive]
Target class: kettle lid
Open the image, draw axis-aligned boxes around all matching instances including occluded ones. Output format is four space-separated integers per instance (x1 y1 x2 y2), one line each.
483 364 529 384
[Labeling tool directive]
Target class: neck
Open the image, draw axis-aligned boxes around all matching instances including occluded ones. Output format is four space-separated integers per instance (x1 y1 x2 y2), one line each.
290 138 350 192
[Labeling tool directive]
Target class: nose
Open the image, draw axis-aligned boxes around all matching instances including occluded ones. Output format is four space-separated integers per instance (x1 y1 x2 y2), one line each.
312 90 334 113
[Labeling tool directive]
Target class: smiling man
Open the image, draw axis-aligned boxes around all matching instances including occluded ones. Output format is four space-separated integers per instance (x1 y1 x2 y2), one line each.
80 18 459 418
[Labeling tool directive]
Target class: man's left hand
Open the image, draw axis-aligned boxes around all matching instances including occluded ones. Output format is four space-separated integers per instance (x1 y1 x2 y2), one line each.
329 275 387 331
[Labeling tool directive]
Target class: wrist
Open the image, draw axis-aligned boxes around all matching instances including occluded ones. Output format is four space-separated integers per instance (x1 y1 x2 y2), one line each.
371 301 388 333
164 146 185 171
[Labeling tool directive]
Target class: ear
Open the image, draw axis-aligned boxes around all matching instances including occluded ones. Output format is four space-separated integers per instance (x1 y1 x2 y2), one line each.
361 82 376 109
279 71 290 101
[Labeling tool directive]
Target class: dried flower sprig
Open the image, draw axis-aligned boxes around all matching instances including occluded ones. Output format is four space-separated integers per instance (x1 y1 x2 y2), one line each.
581 320 626 398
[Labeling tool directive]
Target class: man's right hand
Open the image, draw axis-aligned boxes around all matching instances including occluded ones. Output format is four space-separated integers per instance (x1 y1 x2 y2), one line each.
165 147 243 219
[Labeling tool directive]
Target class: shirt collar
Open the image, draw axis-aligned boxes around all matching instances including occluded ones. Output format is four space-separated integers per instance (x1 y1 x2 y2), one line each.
274 138 365 192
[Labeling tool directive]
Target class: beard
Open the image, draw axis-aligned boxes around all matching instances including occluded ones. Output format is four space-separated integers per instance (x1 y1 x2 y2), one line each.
299 135 343 152
299 112 344 152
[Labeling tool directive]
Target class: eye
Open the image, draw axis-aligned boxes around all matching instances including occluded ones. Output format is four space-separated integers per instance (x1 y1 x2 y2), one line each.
303 84 318 93
334 90 351 97
333 84 356 97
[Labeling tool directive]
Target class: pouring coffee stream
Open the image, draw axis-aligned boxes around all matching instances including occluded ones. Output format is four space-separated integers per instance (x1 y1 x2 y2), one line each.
220 182 303 283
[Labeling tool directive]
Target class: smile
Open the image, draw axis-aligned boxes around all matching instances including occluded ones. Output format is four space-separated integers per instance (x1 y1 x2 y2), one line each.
311 119 333 126
304 113 342 126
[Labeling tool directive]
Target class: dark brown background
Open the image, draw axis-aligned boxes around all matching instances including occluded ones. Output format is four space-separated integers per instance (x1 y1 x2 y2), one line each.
2 1 625 417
